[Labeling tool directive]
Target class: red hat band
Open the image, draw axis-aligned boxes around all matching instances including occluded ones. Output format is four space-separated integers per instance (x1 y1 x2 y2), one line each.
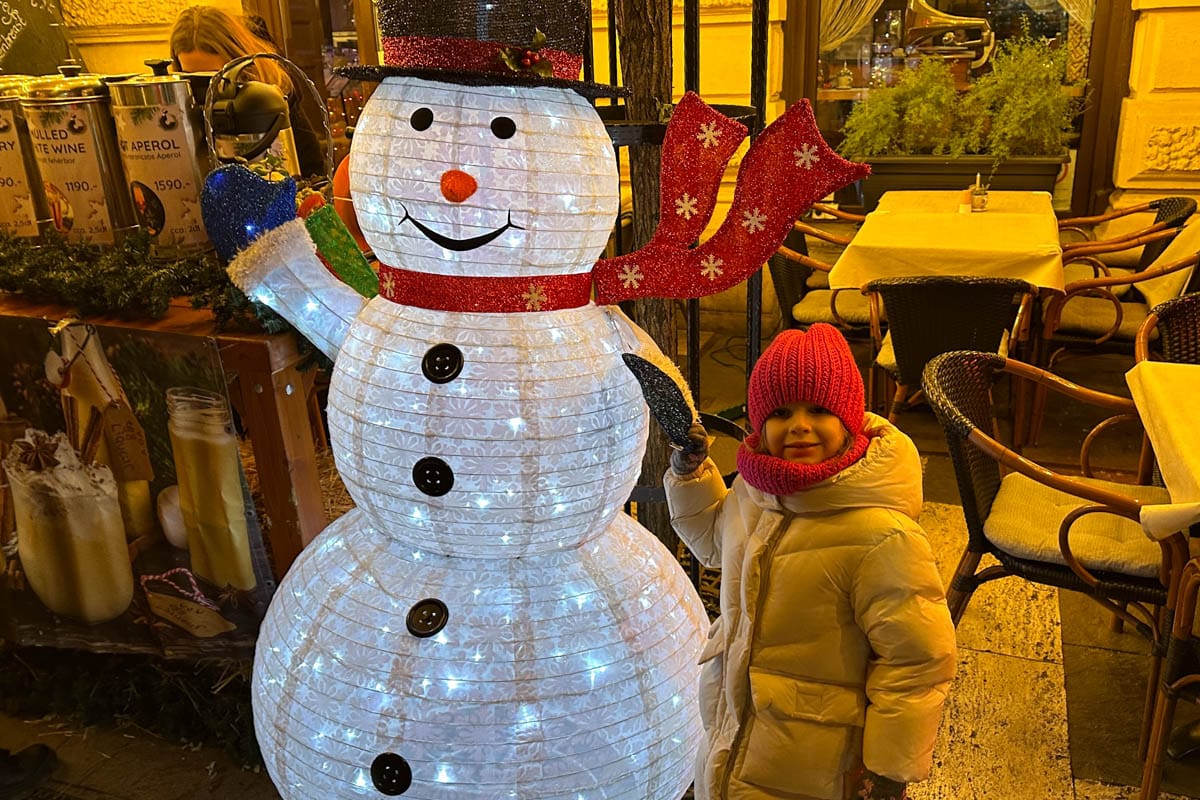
381 36 583 82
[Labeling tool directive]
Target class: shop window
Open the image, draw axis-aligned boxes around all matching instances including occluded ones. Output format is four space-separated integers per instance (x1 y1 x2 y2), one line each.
814 1 1090 152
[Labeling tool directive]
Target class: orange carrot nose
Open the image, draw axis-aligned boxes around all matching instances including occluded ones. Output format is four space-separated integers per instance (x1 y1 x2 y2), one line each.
440 169 478 203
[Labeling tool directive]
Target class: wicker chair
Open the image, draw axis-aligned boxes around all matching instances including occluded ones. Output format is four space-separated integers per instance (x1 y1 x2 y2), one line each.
923 350 1191 758
1060 197 1195 290
1060 196 1197 265
768 240 877 336
923 350 1187 626
795 203 866 291
1135 292 1200 366
1027 220 1200 446
866 276 1034 424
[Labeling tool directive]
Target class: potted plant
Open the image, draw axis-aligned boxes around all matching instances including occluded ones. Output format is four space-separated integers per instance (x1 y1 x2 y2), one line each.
838 30 1079 211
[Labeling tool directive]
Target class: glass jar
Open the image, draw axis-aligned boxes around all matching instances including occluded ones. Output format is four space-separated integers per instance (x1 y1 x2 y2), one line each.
166 387 256 590
6 431 133 624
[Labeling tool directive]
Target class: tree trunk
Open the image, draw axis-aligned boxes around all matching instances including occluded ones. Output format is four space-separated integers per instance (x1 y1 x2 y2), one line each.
613 0 678 555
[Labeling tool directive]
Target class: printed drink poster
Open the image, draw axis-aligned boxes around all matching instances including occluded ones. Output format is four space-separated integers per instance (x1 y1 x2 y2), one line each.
0 315 275 659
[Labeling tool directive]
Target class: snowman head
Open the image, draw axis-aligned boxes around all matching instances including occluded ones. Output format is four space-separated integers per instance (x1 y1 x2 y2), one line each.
349 77 618 279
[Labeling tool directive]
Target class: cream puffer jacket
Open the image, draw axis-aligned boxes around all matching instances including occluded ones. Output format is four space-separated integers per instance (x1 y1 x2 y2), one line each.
664 413 956 800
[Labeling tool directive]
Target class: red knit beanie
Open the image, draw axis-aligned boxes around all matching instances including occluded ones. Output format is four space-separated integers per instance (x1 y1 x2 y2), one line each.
747 324 864 435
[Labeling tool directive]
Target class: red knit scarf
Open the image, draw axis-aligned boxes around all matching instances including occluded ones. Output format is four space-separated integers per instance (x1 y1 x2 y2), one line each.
735 430 871 496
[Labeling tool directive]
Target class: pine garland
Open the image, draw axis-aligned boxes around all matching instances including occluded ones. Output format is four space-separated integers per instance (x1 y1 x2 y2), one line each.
0 230 331 369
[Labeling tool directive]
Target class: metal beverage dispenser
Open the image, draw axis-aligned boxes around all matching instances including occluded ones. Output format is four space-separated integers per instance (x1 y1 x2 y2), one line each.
20 64 136 245
0 75 52 239
109 59 213 257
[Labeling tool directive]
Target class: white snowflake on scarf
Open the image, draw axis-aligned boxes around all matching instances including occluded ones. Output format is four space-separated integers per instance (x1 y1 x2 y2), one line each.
699 255 724 281
741 208 767 234
618 264 644 289
696 122 722 149
675 193 699 220
522 284 547 311
794 142 820 169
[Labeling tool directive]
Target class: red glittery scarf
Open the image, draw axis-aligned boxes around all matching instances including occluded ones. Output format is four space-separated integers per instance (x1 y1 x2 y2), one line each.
735 430 871 496
593 93 869 304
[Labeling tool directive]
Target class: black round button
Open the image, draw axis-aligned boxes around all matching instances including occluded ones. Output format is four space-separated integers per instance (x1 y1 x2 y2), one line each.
406 598 449 638
412 457 453 497
421 343 463 384
371 752 412 795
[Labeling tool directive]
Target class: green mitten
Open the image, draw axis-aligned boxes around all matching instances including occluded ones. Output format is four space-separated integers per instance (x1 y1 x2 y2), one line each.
304 204 378 298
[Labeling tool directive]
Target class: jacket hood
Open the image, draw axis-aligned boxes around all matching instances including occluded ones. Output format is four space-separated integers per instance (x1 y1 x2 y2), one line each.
742 412 923 520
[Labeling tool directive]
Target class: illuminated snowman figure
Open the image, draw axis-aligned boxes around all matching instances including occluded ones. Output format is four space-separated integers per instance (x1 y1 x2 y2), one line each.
221 3 867 798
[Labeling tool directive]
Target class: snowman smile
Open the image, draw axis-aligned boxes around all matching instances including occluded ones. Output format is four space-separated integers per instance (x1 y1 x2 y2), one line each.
401 205 524 252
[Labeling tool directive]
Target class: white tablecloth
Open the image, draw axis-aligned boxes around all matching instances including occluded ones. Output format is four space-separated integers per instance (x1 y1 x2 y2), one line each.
828 190 1064 292
1126 360 1200 539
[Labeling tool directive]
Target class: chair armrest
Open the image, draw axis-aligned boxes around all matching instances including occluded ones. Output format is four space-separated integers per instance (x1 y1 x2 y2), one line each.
1058 201 1154 230
1059 225 1094 247
1042 249 1200 342
1080 413 1143 478
1056 505 1189 640
1135 308 1162 363
1060 226 1178 259
792 220 853 247
868 289 884 344
1011 292 1035 345
811 202 866 223
767 247 811 326
1061 248 1200 295
777 244 833 273
979 360 1140 502
829 289 857 328
1061 255 1114 280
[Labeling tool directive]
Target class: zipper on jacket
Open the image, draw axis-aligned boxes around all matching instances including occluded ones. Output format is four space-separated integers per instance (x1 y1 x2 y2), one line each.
719 508 794 799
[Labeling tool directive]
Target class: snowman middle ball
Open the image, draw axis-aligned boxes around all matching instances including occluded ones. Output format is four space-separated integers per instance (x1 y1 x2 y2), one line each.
331 79 645 557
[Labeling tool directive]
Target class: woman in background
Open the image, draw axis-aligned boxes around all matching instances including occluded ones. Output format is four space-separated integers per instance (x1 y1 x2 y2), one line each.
169 5 324 178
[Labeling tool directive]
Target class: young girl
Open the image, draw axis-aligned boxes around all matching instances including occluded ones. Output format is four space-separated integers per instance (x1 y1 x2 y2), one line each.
665 323 956 800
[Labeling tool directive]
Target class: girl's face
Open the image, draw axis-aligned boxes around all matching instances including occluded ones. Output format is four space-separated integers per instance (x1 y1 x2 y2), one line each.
761 401 850 465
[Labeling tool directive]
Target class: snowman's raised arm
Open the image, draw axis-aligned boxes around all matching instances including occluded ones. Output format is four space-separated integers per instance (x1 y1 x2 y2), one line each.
604 306 698 448
593 99 869 304
227 218 368 361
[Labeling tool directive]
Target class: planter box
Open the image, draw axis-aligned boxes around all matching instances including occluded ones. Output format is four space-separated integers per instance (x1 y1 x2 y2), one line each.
841 154 1070 213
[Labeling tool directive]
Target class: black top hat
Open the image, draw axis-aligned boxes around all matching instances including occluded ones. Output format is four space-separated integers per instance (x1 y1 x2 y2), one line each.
337 0 624 97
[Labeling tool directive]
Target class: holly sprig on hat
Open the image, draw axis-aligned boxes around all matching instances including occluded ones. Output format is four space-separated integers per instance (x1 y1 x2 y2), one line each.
499 29 554 78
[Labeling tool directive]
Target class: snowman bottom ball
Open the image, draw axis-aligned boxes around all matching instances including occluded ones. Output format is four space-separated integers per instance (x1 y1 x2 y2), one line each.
252 509 708 799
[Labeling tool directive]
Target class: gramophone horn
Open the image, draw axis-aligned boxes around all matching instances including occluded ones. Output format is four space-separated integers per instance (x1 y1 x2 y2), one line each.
903 0 997 69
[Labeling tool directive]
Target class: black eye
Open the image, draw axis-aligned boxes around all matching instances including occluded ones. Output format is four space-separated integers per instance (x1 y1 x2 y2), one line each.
410 107 433 131
490 116 516 139
811 405 834 415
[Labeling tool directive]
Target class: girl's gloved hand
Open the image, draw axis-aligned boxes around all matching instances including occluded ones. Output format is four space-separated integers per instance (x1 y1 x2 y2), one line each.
670 423 709 476
854 768 906 800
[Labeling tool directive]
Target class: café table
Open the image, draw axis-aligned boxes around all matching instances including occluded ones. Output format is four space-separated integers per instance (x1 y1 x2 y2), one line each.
1126 360 1200 539
828 189 1064 292
1126 359 1200 800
